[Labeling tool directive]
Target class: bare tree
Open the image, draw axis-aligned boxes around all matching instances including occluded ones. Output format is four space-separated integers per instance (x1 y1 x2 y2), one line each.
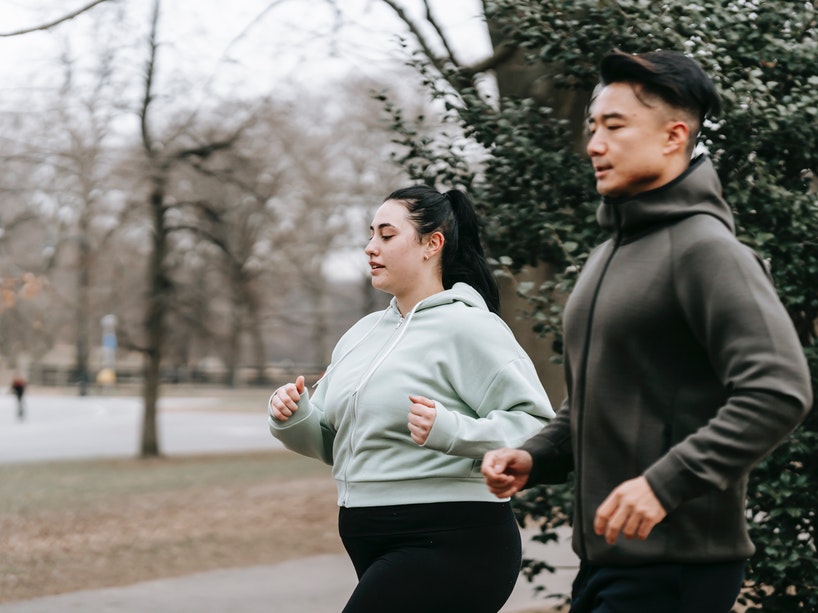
166 102 291 387
39 22 131 395
168 82 405 381
135 0 244 456
0 0 114 37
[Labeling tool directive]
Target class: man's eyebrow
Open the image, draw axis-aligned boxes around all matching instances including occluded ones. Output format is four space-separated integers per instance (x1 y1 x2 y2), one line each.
587 111 627 125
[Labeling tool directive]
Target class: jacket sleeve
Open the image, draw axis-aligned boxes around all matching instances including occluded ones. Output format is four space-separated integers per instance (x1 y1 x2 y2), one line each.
422 320 556 459
268 385 335 465
644 235 812 512
519 395 575 485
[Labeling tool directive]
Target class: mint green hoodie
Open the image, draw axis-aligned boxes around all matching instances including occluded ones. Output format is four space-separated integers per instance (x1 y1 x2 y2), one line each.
269 282 554 507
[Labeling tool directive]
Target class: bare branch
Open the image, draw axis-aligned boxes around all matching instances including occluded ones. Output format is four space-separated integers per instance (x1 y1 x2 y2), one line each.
221 0 293 56
0 0 113 37
166 221 232 260
379 0 513 94
173 135 242 162
140 0 161 158
379 0 449 75
460 42 517 78
187 157 286 203
421 0 460 67
114 322 149 355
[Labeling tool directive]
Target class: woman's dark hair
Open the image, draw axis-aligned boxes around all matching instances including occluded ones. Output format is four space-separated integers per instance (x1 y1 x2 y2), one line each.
385 185 500 315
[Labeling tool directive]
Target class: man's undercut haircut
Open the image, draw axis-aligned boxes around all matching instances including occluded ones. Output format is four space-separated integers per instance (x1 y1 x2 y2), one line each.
600 49 721 131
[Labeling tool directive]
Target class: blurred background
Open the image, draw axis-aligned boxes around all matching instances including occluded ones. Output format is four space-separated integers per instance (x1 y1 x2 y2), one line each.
0 1 495 392
1 2 816 610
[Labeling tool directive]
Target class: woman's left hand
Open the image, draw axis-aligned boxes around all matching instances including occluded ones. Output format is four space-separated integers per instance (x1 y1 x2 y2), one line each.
408 395 437 445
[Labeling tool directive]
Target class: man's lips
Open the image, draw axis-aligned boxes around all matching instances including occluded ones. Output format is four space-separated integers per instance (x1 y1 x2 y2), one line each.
593 163 612 179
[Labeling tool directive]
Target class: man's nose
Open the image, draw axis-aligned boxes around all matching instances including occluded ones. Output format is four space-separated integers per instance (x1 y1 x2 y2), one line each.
586 131 605 156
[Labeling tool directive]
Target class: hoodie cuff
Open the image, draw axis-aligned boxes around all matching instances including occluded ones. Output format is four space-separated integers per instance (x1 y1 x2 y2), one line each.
268 389 312 430
423 400 457 453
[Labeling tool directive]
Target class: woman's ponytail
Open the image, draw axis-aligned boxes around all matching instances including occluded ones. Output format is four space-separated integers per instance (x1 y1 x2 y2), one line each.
443 190 500 315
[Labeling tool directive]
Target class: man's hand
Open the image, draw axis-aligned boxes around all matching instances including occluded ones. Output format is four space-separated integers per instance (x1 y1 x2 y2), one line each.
481 448 533 498
593 476 667 544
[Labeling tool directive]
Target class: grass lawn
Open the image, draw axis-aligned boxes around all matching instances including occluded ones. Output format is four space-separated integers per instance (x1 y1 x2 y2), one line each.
0 451 342 603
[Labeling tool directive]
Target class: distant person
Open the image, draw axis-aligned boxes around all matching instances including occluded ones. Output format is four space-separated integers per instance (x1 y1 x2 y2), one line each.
268 185 555 613
482 49 812 612
11 375 26 421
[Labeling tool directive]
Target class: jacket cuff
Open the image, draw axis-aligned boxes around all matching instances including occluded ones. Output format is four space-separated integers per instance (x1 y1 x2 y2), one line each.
267 389 312 430
519 433 574 486
423 400 457 452
643 450 706 512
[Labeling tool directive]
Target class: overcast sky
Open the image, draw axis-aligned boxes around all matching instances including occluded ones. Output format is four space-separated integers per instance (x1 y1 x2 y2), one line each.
0 0 491 104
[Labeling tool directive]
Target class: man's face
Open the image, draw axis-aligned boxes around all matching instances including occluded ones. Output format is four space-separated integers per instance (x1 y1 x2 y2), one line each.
586 82 679 198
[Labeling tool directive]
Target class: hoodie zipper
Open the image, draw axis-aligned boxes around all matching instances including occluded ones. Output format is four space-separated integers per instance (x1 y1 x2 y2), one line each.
341 309 412 506
574 205 622 560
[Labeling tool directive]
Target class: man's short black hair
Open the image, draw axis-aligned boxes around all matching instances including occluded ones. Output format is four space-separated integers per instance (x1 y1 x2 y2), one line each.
599 49 721 126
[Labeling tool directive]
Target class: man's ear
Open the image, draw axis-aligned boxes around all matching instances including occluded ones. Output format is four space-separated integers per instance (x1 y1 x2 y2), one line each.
664 120 691 154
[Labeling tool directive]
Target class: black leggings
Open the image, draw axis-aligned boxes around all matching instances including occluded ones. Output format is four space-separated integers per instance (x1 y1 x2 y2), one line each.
339 501 522 613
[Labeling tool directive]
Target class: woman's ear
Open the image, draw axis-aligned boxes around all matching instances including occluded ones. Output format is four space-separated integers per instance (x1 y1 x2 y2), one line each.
425 231 445 259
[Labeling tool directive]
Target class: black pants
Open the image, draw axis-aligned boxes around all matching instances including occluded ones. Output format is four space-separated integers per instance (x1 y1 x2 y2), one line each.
570 559 746 613
339 501 521 613
14 390 24 420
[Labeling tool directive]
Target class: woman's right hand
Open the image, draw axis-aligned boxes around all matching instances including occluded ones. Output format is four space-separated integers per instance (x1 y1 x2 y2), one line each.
269 375 306 421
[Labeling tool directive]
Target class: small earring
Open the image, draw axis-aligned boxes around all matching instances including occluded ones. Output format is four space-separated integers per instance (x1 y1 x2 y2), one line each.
423 255 429 262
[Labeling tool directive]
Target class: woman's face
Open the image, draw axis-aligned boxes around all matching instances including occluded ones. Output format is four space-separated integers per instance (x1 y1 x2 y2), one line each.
365 200 427 298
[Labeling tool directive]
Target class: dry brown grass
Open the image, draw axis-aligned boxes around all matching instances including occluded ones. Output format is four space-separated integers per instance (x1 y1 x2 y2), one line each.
0 451 343 603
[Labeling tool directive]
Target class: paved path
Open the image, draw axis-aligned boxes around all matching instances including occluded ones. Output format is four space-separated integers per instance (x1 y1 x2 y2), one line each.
0 390 578 612
0 391 280 463
0 541 576 613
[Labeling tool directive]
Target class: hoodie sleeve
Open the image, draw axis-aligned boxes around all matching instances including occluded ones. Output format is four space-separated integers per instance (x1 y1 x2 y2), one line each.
644 232 812 512
268 385 335 465
423 316 555 459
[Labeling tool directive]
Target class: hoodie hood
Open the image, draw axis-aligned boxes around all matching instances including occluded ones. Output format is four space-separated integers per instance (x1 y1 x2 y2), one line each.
596 155 735 239
354 283 489 393
387 282 489 316
315 283 489 391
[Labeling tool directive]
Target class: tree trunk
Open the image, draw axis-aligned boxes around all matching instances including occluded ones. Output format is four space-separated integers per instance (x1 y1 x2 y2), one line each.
312 283 331 369
246 291 268 385
484 10 591 149
226 294 241 388
140 177 168 457
75 229 91 397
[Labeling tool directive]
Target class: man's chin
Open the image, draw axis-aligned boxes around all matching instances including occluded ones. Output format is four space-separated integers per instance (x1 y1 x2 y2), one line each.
597 182 628 199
